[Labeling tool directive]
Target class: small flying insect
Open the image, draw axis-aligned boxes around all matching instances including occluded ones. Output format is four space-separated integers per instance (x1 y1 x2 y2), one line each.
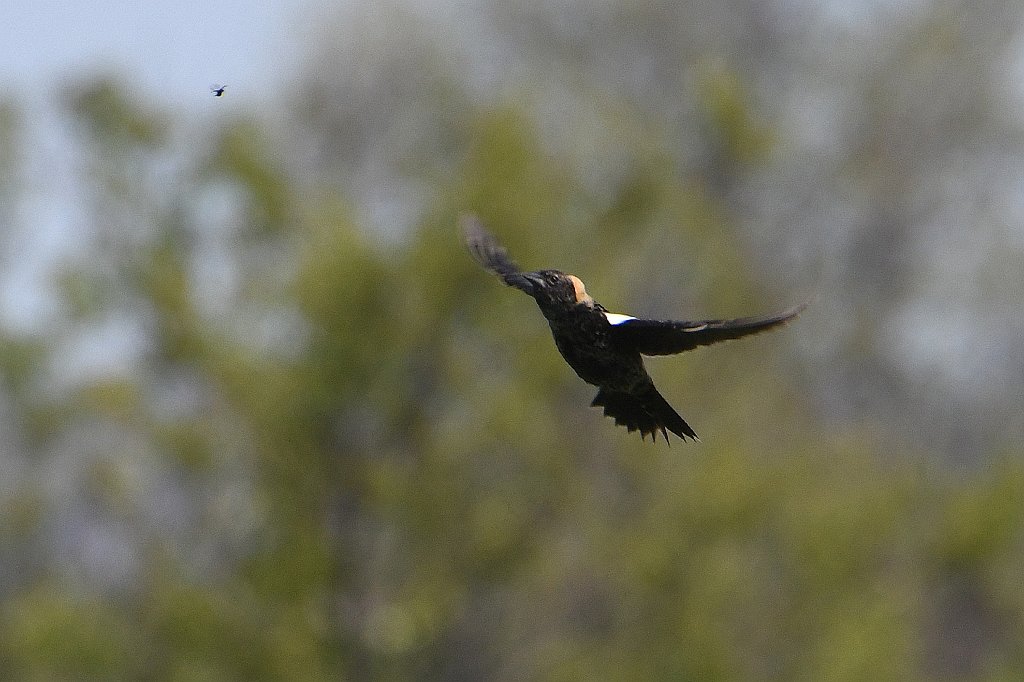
210 84 227 97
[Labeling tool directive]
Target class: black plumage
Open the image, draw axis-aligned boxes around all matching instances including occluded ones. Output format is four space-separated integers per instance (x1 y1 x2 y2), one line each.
461 215 804 443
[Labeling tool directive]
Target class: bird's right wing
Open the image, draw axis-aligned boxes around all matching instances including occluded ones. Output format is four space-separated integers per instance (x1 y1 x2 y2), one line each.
608 304 806 356
460 215 534 294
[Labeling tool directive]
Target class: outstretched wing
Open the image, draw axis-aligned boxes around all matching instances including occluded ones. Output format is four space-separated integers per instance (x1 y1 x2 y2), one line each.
460 215 533 293
609 303 806 356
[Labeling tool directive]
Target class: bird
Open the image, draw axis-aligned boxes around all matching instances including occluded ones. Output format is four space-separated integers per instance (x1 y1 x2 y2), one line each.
210 84 227 97
461 215 805 443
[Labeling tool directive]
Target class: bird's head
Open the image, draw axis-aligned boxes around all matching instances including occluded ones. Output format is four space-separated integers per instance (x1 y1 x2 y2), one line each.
519 270 594 317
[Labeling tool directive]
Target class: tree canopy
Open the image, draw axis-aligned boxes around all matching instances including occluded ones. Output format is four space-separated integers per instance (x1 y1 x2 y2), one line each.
2 1 1024 678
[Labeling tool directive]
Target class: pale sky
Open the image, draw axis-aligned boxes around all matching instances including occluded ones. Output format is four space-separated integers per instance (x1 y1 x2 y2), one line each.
1 0 323 107
0 0 328 332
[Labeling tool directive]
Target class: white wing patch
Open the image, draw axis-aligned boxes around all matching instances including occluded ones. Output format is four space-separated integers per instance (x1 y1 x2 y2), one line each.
604 312 637 325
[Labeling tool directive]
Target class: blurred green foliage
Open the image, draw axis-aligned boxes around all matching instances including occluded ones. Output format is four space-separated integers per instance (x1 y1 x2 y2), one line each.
0 70 1022 682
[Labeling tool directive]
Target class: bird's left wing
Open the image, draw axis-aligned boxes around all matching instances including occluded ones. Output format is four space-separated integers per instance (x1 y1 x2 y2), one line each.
461 215 533 293
608 304 806 356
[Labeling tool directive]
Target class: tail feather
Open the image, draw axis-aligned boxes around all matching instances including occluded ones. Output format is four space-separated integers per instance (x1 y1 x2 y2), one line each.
591 386 698 443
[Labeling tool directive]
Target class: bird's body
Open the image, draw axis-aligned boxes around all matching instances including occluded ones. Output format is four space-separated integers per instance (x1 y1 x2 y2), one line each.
461 216 804 443
536 285 645 392
211 84 227 97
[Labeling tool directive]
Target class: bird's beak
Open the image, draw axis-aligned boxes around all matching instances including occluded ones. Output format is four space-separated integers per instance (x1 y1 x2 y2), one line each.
502 272 534 292
520 272 546 294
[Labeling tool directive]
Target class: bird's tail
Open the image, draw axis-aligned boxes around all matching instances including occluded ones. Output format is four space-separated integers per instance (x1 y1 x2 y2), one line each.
591 385 698 444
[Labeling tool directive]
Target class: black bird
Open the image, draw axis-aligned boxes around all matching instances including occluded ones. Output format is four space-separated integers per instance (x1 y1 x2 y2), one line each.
461 215 805 443
211 84 227 97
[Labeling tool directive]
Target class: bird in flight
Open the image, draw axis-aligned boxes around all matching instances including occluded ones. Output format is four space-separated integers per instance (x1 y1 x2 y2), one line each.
210 84 227 97
461 215 804 443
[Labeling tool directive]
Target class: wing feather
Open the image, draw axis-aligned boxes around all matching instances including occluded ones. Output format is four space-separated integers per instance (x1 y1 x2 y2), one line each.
610 303 806 356
460 215 533 293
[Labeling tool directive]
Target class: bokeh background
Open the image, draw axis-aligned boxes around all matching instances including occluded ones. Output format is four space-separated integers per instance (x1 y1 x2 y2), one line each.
3 0 1024 678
